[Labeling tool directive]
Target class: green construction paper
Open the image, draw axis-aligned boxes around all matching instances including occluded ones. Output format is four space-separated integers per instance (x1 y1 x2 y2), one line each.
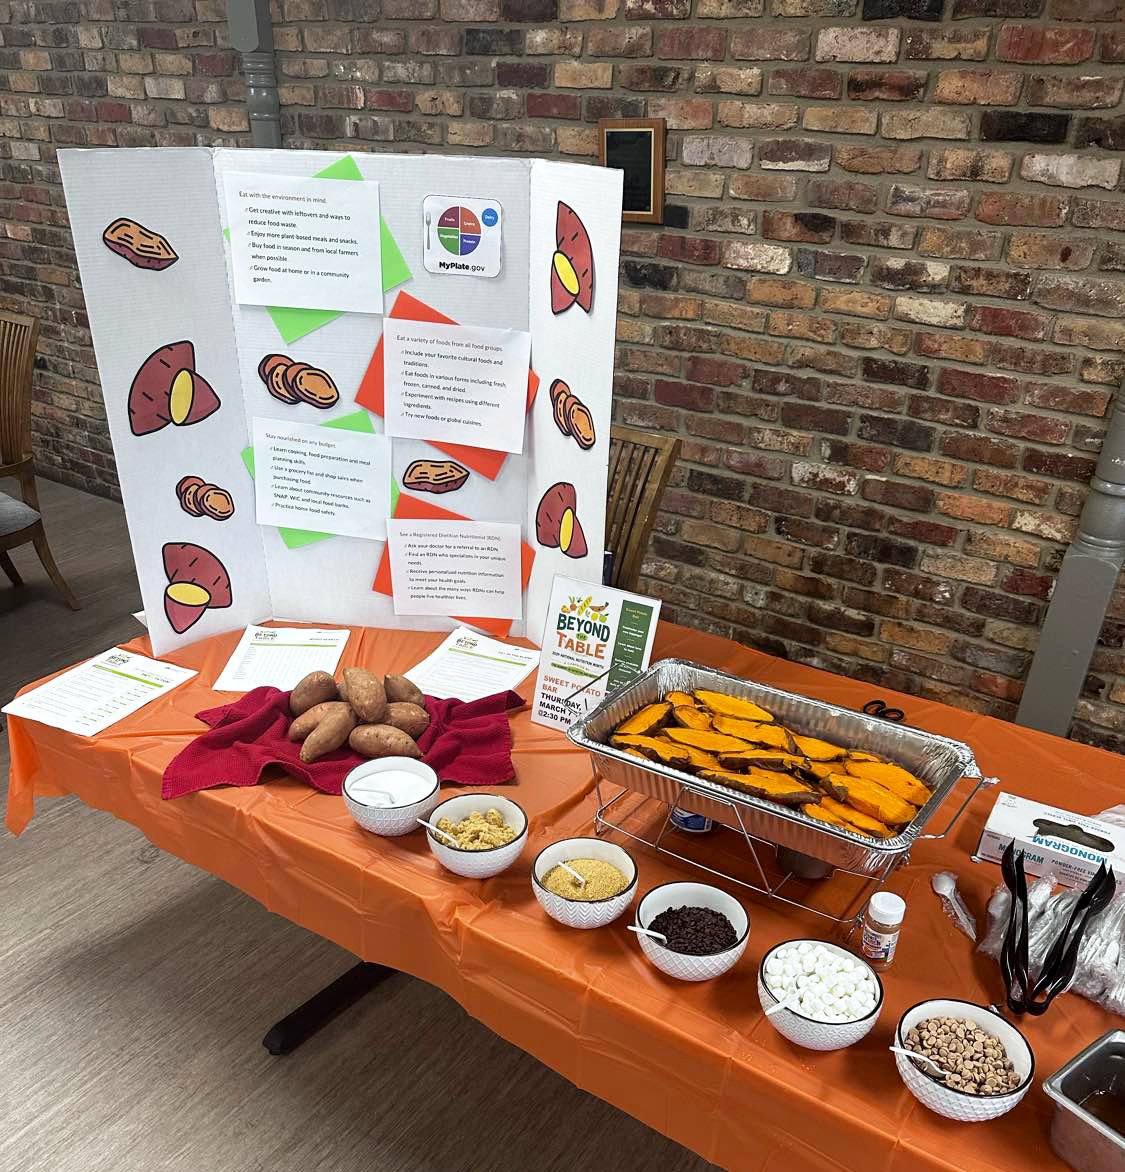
264 155 412 344
241 410 381 550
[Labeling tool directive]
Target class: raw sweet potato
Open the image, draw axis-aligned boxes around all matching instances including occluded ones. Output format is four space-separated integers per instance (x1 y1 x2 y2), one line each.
614 701 672 737
299 702 357 763
289 670 338 716
819 796 896 839
663 727 755 754
693 690 775 723
844 759 931 807
383 701 430 740
348 723 422 760
287 701 338 742
665 690 696 708
671 705 712 731
791 734 848 762
384 673 424 706
699 768 818 806
342 667 387 724
831 775 915 827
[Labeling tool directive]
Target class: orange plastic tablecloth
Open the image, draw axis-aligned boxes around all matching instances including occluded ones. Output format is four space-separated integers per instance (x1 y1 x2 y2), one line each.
6 622 1122 1172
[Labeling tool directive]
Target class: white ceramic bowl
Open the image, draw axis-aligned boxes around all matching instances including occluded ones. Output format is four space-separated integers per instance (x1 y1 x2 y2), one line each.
757 939 884 1051
635 881 749 981
342 758 440 837
425 793 528 879
893 998 1035 1122
531 838 638 929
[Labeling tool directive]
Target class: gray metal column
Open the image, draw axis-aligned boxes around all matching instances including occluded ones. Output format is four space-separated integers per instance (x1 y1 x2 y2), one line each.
1017 384 1125 736
228 0 282 148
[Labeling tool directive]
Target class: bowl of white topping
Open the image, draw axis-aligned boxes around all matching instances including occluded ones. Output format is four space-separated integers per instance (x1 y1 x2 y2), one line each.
758 939 884 1051
343 757 440 837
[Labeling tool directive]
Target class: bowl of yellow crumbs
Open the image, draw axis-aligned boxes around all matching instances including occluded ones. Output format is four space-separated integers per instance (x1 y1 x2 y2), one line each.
425 794 528 879
532 838 638 929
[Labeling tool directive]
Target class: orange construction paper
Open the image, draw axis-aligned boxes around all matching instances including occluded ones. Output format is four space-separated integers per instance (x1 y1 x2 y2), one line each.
373 492 535 639
355 290 540 481
7 619 1120 1171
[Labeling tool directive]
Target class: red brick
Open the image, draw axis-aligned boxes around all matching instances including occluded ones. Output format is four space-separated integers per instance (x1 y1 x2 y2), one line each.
938 368 1020 404
968 306 1049 341
997 25 1095 63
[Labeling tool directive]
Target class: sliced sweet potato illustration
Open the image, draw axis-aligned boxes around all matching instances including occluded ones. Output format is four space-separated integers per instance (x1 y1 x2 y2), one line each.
692 690 775 723
402 459 470 495
290 365 339 408
569 400 596 450
550 379 573 436
551 201 594 315
128 341 219 436
199 485 235 520
844 759 931 807
102 217 178 271
535 482 588 558
176 475 205 517
257 353 292 382
614 701 671 736
161 542 232 634
267 363 299 404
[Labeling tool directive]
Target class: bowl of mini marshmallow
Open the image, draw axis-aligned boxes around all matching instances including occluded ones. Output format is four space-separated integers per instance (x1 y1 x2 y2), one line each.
757 938 884 1051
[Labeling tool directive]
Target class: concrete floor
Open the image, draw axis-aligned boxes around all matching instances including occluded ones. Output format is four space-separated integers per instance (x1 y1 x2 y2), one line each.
0 478 716 1172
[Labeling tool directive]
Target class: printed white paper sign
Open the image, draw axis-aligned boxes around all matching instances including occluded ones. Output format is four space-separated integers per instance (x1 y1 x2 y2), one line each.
382 319 530 455
252 416 390 541
422 195 503 278
386 519 522 619
532 576 661 731
222 170 383 314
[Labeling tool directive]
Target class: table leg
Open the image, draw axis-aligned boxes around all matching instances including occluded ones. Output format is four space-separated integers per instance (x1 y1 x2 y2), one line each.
262 960 398 1055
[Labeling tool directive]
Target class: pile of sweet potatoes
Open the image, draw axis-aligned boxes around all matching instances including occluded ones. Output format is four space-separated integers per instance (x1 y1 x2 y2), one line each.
288 668 431 763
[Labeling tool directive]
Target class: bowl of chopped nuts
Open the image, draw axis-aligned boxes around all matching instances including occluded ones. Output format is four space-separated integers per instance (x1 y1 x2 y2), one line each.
425 794 528 879
894 999 1035 1122
532 838 638 929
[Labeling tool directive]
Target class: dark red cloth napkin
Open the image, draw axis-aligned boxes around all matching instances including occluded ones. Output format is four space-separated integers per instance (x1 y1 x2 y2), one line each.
161 687 525 800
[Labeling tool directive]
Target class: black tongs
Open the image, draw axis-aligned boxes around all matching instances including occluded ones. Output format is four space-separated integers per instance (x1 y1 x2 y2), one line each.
999 840 1116 1016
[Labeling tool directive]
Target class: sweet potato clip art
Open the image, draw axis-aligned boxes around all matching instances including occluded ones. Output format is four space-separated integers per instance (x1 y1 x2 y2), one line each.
550 202 594 316
175 476 234 521
548 379 596 450
128 341 220 437
162 542 232 634
257 353 339 408
102 217 178 271
535 482 588 559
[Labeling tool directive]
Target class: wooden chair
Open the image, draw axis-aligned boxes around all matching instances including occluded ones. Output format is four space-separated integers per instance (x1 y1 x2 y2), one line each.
605 424 681 593
0 309 79 609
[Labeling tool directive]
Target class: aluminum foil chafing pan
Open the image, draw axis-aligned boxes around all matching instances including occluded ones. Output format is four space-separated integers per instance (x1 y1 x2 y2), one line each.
567 658 992 876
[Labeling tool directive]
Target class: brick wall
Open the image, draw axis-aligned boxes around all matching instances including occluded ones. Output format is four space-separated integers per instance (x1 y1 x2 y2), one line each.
2 0 1125 751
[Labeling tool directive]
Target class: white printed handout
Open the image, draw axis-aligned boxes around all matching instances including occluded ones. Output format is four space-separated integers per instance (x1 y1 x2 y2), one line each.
382 319 530 455
404 626 539 702
213 624 352 692
532 576 661 732
386 519 522 619
222 170 383 314
252 416 390 541
2 647 197 737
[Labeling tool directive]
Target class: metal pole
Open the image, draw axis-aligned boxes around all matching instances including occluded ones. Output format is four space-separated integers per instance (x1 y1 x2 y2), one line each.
1017 384 1125 736
227 0 281 148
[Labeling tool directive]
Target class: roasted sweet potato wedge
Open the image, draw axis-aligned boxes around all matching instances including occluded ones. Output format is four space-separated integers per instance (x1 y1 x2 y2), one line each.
671 705 712 731
791 734 848 762
693 690 775 723
820 796 897 839
814 772 852 802
611 733 692 768
699 768 818 806
848 750 883 763
663 727 754 754
803 804 856 832
798 761 836 783
717 749 806 773
711 716 797 752
665 690 696 708
832 775 916 827
677 745 722 772
844 759 931 807
614 701 672 737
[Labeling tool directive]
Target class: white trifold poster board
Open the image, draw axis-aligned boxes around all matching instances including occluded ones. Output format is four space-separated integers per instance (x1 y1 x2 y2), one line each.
59 148 623 655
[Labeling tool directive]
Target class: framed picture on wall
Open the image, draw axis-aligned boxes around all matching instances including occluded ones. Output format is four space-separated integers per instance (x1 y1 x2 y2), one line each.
597 118 665 225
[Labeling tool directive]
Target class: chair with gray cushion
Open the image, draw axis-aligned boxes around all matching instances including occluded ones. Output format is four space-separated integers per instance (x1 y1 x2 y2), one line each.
0 309 79 609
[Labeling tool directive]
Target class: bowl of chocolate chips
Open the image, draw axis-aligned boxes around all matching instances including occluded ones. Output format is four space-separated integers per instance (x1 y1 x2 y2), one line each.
634 881 749 982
